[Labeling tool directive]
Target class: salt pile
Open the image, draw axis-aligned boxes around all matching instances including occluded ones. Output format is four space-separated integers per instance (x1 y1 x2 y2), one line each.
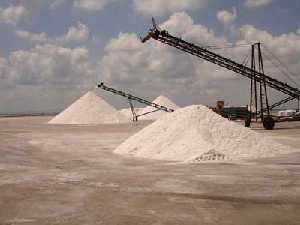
49 91 127 124
139 95 180 120
115 105 295 162
119 107 143 120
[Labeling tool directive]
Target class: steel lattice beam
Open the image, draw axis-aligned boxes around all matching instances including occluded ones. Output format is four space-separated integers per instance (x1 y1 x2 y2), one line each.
143 29 300 107
97 82 174 113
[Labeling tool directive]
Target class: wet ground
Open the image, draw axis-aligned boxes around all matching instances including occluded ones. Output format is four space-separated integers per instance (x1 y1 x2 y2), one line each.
0 116 300 225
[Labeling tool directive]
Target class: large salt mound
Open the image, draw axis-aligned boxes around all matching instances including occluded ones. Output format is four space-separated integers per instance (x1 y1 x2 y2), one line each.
115 105 295 162
139 95 180 120
49 91 127 124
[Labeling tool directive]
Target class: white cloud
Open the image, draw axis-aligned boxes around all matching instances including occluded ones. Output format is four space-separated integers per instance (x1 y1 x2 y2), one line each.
0 44 97 113
5 44 95 87
15 30 49 43
73 0 119 12
160 12 227 46
245 0 273 8
133 0 207 16
217 7 237 26
73 0 208 15
0 57 8 82
239 25 300 66
15 22 90 44
62 22 90 43
73 0 209 15
50 0 68 10
0 5 29 25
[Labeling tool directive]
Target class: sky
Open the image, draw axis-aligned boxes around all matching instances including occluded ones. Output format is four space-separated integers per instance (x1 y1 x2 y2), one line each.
0 0 300 113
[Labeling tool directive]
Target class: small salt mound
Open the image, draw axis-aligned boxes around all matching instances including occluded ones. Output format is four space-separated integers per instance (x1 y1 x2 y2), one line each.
119 108 143 120
115 105 295 162
139 95 180 120
49 91 127 125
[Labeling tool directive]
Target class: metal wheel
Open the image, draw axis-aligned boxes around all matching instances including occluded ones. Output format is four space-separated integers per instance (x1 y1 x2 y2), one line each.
245 117 251 127
263 116 275 130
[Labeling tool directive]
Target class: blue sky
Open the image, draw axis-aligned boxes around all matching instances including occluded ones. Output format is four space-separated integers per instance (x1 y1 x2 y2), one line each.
1 0 299 54
0 0 300 113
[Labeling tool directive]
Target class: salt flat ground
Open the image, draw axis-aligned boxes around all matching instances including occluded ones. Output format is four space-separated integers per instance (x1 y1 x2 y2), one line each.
0 116 300 225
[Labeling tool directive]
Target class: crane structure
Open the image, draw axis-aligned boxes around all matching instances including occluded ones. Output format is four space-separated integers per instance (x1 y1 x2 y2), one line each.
141 19 300 129
97 82 174 121
248 43 269 123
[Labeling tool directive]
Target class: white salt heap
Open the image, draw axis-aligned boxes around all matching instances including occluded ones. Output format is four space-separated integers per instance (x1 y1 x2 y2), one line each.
139 95 180 120
119 108 143 120
115 105 295 162
49 91 127 124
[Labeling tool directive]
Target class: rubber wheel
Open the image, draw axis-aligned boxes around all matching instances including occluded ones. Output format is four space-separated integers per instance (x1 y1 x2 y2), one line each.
263 116 275 130
245 117 251 127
